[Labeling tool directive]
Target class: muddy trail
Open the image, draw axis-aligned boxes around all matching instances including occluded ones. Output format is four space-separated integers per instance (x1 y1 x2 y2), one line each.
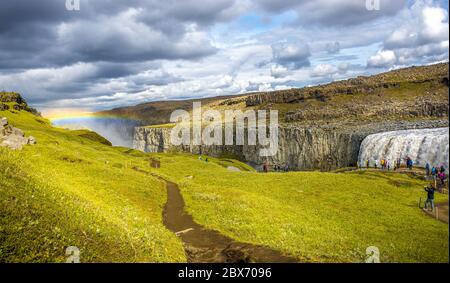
162 181 298 263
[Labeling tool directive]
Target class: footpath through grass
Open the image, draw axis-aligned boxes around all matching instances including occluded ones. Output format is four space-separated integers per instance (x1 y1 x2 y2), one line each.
149 153 449 263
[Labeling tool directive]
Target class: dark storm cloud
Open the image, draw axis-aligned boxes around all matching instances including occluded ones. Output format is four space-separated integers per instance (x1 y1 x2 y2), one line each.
0 0 240 70
0 0 447 111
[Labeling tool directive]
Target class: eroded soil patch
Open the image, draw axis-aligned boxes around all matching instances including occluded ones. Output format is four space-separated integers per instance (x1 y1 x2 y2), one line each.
162 181 297 263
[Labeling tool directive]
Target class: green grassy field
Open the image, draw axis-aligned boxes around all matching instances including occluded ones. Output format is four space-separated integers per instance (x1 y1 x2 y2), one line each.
1 107 448 263
147 154 448 263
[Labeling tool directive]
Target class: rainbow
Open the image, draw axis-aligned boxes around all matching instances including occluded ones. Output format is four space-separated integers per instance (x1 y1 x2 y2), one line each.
44 109 136 123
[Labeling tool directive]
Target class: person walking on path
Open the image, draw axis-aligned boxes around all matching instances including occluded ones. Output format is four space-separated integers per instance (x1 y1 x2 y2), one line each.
424 185 436 211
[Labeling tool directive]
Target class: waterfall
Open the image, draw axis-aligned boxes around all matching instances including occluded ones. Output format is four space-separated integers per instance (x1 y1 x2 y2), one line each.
358 128 449 171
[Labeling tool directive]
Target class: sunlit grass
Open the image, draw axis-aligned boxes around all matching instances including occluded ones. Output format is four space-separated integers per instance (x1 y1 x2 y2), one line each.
149 153 449 263
1 107 448 263
1 109 185 262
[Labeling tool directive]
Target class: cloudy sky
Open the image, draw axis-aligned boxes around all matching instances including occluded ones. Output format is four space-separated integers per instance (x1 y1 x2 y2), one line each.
0 0 448 115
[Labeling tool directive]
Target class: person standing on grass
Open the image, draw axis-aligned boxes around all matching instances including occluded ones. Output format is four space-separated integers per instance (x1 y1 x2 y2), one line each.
374 159 378 169
425 162 431 176
406 157 413 170
366 159 370 169
438 171 446 186
263 161 268 173
432 166 437 176
424 185 436 211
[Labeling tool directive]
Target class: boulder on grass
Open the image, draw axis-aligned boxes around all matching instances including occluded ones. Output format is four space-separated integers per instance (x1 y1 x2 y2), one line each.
0 117 36 150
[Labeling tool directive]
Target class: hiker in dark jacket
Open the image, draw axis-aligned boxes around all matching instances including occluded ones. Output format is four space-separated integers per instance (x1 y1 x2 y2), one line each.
440 165 446 174
424 185 436 211
406 157 413 170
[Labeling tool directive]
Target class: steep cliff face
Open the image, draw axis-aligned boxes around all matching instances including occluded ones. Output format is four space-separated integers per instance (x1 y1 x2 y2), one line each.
133 120 448 171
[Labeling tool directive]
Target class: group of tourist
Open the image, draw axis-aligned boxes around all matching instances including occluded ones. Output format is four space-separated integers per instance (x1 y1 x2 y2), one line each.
423 164 448 212
425 163 447 185
361 156 413 171
262 161 289 173
273 164 289 172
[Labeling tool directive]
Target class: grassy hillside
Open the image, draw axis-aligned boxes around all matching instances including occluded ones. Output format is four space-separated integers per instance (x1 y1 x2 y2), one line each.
1 105 448 263
0 108 186 262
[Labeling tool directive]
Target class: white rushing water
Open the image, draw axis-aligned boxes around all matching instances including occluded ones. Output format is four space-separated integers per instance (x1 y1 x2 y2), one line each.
358 127 449 171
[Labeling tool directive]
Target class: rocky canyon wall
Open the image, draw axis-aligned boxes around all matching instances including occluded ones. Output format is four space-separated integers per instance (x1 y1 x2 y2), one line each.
133 120 448 171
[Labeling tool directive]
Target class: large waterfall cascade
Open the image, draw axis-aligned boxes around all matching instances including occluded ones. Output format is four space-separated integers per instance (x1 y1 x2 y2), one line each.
358 127 449 171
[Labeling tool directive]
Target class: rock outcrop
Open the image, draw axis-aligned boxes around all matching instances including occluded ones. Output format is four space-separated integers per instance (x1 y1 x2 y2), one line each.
284 97 449 123
133 119 448 171
0 92 40 116
0 117 36 150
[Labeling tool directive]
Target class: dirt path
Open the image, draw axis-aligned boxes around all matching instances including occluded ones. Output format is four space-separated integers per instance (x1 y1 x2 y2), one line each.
162 180 297 263
423 201 449 223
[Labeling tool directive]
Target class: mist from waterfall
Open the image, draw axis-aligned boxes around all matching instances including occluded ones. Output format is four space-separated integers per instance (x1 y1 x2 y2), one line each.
52 117 139 148
358 128 449 171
